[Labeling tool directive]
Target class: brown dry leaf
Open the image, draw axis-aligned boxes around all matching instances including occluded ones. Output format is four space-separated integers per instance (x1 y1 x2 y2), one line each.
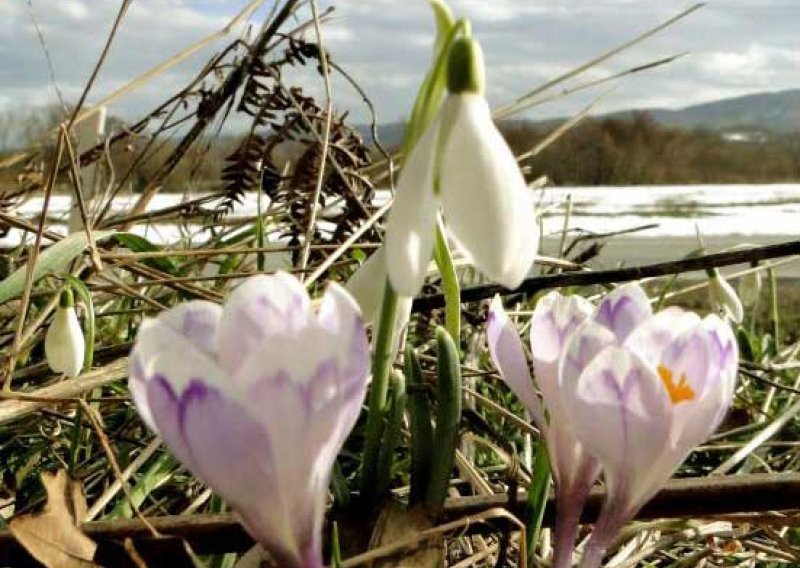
9 470 99 568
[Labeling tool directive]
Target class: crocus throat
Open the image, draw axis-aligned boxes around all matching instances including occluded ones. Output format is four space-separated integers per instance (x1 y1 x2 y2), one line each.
657 365 695 404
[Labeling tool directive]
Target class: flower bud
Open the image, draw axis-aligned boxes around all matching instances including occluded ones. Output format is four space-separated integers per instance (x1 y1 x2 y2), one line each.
45 289 85 377
708 269 744 324
739 266 762 308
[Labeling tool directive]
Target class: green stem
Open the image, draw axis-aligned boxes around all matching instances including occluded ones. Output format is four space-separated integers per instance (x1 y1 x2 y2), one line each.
359 278 400 506
768 266 780 347
433 221 461 347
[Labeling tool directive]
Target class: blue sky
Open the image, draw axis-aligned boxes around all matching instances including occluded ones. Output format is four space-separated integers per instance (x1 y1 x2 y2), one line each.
1 0 798 125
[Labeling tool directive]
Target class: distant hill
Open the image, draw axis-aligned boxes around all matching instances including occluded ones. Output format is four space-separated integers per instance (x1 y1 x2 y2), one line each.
612 89 800 134
359 89 800 147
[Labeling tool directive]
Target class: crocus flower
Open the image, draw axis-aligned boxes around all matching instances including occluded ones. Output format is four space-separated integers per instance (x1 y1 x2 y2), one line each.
45 289 84 378
556 283 738 568
385 34 538 297
487 293 600 568
128 272 370 568
708 268 744 323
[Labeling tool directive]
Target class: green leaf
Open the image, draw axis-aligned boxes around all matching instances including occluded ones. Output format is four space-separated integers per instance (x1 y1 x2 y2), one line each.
0 231 114 305
526 443 551 562
406 345 434 506
425 326 463 513
111 233 178 274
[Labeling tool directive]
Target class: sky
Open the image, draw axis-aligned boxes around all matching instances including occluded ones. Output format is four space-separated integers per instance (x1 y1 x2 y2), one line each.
1 0 798 126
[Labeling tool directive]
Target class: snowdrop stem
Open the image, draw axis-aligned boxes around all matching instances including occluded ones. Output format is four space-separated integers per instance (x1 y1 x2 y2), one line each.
360 278 401 505
768 266 780 345
434 220 461 346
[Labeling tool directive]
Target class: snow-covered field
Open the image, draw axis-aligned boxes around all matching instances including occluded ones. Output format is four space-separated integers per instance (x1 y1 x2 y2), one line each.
3 186 799 264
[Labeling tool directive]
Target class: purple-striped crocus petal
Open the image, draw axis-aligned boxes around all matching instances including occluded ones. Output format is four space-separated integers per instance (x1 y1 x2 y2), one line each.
130 317 228 433
171 379 312 566
241 360 359 567
529 292 593 420
623 307 700 365
659 316 737 453
487 296 544 426
702 314 739 424
559 319 616 394
317 282 370 387
564 346 672 508
593 283 653 343
217 272 312 374
156 300 222 358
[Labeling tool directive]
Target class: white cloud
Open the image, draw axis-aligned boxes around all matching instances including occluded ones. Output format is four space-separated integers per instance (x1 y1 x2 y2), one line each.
1 0 798 126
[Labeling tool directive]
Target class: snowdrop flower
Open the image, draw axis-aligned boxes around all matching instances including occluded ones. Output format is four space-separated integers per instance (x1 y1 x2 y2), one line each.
45 289 85 378
708 268 744 323
346 247 413 357
739 266 762 308
556 284 738 568
385 34 538 297
129 272 369 568
487 293 600 568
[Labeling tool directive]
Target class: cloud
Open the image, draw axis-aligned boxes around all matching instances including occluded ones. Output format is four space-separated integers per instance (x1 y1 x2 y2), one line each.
1 0 798 129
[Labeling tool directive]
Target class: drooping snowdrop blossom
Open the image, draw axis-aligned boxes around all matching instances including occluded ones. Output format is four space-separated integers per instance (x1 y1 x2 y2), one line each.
487 293 600 568
45 288 85 378
556 283 738 568
708 268 744 323
129 272 370 568
385 33 538 297
346 247 413 358
739 267 762 309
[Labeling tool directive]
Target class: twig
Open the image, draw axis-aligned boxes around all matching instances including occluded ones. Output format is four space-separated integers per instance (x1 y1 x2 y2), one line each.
412 240 800 312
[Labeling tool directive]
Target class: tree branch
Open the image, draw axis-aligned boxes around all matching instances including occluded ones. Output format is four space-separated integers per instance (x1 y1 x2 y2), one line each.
413 239 800 312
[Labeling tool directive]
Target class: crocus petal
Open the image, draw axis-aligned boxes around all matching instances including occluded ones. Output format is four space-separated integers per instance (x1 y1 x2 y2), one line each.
156 300 222 358
530 291 593 416
559 319 616 391
130 318 229 432
318 282 370 391
564 345 671 506
384 119 439 297
217 272 311 373
593 283 653 343
439 94 538 289
623 307 700 364
487 295 544 425
45 307 85 378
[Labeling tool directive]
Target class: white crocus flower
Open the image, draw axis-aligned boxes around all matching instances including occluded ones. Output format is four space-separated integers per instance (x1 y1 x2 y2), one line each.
708 269 744 324
45 289 85 378
385 35 538 297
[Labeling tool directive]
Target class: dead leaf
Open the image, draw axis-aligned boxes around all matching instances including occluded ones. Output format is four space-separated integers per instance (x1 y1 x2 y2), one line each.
9 470 98 568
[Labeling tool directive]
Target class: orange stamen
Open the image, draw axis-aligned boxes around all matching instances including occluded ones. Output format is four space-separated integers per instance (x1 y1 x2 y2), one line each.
658 365 696 404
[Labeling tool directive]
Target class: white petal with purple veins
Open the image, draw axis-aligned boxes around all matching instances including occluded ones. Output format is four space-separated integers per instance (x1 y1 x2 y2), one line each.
217 272 312 373
487 296 543 424
594 283 653 342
